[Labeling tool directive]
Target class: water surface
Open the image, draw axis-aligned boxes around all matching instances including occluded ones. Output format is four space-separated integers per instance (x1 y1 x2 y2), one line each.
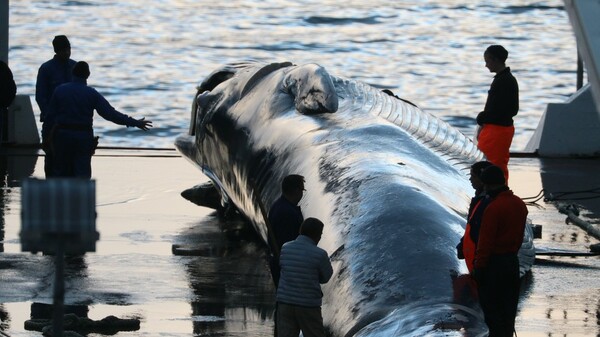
8 0 578 149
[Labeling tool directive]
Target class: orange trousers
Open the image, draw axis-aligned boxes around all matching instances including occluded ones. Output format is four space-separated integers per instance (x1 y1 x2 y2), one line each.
477 124 514 183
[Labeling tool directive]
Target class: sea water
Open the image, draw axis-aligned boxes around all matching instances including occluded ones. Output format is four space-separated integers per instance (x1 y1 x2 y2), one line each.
8 0 577 149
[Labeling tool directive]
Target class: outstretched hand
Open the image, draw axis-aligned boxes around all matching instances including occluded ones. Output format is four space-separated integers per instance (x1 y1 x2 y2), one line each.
136 117 153 131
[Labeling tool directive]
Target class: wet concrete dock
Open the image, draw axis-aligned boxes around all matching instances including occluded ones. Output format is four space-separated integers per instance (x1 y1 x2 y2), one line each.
0 148 599 336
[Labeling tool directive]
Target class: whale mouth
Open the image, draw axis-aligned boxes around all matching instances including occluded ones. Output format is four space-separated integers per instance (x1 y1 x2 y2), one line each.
353 303 488 337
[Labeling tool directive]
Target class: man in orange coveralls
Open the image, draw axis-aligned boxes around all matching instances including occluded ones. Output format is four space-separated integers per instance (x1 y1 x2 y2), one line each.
473 165 527 337
476 45 519 183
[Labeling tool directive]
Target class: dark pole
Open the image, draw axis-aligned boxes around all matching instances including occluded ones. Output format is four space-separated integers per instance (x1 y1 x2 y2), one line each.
53 239 65 337
1 0 8 63
577 51 584 90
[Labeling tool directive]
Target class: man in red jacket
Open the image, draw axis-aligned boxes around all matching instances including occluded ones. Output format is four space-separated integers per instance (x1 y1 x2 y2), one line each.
457 160 493 273
473 165 527 337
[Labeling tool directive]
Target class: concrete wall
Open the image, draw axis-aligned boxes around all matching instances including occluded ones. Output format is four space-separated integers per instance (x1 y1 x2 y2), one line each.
526 84 600 157
7 95 40 145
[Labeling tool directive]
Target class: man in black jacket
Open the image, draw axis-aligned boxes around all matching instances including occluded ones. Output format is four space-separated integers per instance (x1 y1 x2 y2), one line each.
36 35 77 176
0 60 17 144
475 45 519 183
268 174 305 286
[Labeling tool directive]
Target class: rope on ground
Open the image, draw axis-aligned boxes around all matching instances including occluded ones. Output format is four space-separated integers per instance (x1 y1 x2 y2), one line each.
521 187 600 204
545 187 600 201
521 189 546 204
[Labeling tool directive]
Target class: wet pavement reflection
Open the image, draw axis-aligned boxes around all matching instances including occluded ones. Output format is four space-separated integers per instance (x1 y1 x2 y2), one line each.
509 158 600 337
0 151 598 336
173 215 275 336
0 148 276 337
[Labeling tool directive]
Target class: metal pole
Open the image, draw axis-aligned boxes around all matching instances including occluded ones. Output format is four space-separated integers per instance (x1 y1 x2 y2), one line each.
577 51 584 90
53 239 65 337
0 0 8 63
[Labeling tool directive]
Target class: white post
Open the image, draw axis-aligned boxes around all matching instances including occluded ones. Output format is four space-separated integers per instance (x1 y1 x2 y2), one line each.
2 0 41 146
564 0 600 113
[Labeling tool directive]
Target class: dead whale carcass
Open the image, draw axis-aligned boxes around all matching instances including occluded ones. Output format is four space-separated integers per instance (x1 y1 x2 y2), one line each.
175 61 532 337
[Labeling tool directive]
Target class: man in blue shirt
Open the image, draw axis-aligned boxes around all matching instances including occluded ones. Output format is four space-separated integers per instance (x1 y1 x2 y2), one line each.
277 217 333 337
36 35 77 177
44 61 152 179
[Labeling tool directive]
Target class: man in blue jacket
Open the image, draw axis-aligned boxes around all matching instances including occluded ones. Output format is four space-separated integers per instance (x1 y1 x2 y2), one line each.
44 61 152 179
36 35 77 177
277 217 333 337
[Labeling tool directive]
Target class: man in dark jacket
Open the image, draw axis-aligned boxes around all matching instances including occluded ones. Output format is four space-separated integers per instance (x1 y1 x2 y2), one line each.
269 174 305 252
267 174 305 286
473 165 527 337
0 60 17 144
277 217 333 337
44 61 152 179
476 45 519 183
36 35 77 177
457 160 493 272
